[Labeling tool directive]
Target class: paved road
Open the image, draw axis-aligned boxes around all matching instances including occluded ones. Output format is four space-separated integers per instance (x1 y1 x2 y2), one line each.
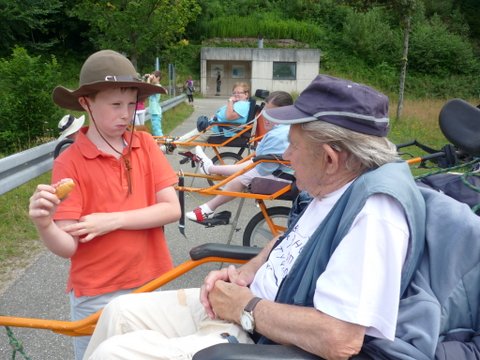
0 98 289 359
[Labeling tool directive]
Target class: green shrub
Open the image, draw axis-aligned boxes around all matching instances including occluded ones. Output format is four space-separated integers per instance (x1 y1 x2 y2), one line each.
409 15 480 75
405 73 480 99
161 42 202 82
198 13 324 44
0 47 63 155
341 7 401 67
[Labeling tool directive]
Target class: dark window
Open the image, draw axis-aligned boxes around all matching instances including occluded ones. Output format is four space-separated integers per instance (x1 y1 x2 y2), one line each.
273 62 296 80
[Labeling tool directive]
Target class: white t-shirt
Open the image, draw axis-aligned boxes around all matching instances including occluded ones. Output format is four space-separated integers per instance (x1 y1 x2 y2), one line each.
250 183 409 340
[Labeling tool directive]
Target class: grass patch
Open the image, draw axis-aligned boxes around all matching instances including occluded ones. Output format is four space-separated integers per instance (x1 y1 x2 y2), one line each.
142 102 194 134
389 98 448 147
0 172 49 290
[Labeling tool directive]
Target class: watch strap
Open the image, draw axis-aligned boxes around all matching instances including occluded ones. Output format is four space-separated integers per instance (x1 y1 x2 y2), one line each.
244 297 262 312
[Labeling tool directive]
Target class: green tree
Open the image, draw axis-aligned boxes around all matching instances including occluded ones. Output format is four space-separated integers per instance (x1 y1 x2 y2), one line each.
70 0 201 68
0 0 63 57
0 47 62 155
344 0 418 119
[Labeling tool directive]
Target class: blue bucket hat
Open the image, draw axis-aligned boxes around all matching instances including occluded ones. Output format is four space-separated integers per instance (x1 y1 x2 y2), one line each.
263 75 390 137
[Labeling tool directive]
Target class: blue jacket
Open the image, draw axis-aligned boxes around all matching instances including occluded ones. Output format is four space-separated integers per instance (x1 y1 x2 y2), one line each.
364 186 480 359
258 162 427 345
211 100 250 137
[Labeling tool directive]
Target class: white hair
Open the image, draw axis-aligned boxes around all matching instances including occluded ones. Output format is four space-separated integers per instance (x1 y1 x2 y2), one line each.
300 121 400 172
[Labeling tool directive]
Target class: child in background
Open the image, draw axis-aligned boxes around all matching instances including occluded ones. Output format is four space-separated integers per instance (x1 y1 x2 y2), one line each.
146 71 165 136
28 50 180 360
187 91 293 222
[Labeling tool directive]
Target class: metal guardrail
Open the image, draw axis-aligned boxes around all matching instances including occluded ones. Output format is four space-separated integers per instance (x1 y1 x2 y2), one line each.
0 94 186 196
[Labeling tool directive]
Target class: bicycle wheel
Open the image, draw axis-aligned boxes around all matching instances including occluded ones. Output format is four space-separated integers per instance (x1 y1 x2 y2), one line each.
243 206 290 248
207 152 243 186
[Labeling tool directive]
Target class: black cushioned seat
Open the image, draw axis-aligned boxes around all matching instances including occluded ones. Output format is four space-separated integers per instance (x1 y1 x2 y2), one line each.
439 98 480 156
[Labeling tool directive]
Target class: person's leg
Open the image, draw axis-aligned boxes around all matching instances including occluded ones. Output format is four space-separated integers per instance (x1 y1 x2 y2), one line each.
88 321 252 360
208 161 252 176
186 168 256 222
70 288 134 360
150 114 162 136
195 146 252 176
205 177 246 210
158 109 163 136
135 110 146 126
85 288 253 359
176 129 210 152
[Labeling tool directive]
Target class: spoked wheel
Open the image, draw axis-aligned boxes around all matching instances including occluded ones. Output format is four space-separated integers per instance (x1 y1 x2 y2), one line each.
207 152 243 186
243 206 290 248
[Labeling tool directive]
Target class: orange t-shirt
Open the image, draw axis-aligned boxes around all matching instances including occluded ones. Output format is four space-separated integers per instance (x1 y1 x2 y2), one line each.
53 129 178 297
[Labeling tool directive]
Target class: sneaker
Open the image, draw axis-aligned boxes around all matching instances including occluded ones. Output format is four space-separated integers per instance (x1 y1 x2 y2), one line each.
195 146 213 174
186 205 214 222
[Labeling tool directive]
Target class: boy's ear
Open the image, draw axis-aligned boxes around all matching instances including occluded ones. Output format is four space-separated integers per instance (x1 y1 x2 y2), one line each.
78 96 89 111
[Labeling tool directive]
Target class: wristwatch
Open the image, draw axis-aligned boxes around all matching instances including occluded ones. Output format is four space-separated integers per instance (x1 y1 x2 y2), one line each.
240 297 262 334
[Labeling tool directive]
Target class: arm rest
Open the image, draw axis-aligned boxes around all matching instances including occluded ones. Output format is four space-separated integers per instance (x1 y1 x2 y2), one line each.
252 154 284 163
189 243 261 261
192 343 374 360
192 343 322 360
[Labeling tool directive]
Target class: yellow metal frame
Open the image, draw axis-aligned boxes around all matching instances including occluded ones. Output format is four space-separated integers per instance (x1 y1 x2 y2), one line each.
0 256 248 337
177 157 293 238
155 120 266 164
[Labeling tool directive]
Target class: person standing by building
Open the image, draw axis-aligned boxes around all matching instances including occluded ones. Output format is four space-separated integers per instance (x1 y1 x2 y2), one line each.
215 71 222 96
185 75 194 104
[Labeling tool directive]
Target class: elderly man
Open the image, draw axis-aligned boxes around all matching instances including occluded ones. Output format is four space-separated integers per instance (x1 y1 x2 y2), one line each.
83 75 426 360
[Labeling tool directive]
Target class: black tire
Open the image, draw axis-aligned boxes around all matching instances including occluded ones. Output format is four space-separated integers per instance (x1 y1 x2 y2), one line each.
243 206 290 248
207 152 243 186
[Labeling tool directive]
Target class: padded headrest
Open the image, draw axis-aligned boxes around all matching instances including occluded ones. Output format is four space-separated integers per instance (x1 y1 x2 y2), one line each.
439 99 480 156
255 89 270 99
247 97 258 122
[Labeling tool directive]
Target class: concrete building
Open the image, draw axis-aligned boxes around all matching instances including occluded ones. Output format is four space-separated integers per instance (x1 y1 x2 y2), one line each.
200 47 320 97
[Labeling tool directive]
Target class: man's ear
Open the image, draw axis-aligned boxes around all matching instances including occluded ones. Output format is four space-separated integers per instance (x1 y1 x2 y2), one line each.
322 143 341 174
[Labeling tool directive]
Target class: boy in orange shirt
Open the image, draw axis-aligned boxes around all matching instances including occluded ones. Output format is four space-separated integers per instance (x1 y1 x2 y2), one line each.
28 50 180 360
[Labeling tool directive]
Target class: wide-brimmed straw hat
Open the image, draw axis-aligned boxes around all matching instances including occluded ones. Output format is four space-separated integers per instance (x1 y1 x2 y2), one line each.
52 50 166 111
263 75 389 137
57 114 85 140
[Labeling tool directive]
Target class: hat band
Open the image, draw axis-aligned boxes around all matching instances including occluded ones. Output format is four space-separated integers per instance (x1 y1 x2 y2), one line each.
314 111 389 125
104 75 141 82
59 115 75 131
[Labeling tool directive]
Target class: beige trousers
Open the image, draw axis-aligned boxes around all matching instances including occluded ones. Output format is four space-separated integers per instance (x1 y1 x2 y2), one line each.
83 288 253 360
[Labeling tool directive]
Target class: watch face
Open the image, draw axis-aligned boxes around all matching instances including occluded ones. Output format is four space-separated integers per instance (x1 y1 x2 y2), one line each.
241 312 254 333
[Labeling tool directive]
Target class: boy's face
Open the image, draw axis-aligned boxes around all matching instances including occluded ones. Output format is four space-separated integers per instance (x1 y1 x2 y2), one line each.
82 87 138 137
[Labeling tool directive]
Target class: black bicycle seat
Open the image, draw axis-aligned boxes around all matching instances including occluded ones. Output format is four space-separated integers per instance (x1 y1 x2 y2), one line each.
439 99 480 156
